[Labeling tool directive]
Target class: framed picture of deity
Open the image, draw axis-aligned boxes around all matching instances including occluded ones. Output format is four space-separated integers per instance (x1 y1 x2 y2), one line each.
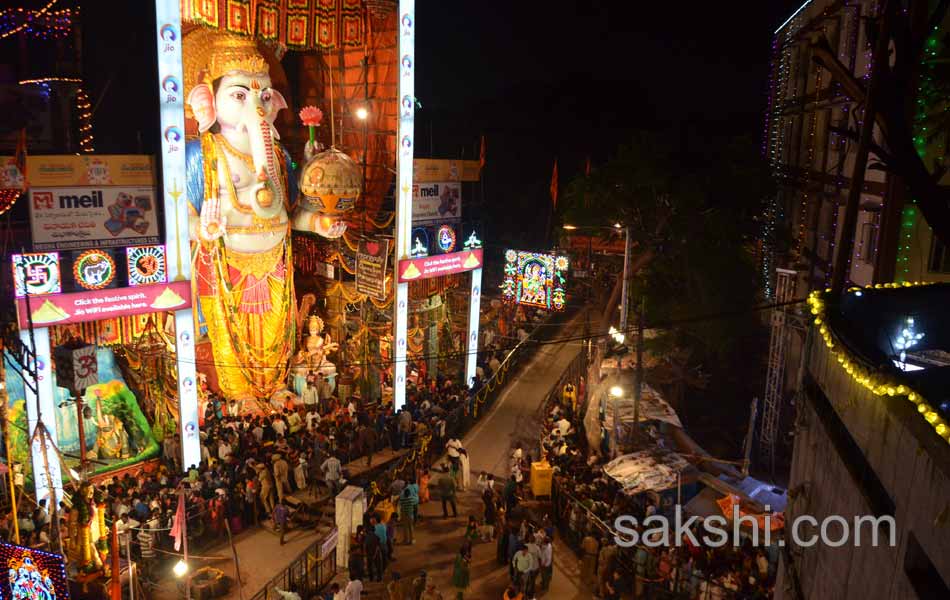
501 250 569 311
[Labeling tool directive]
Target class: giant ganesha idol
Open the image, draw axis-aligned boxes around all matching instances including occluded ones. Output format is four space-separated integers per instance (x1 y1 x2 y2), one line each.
183 30 350 403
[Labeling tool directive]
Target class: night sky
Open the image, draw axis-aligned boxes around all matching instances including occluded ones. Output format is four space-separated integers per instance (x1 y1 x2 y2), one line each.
77 1 804 244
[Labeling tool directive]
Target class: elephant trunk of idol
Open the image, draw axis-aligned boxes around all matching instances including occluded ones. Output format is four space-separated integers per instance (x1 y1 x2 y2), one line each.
246 109 285 220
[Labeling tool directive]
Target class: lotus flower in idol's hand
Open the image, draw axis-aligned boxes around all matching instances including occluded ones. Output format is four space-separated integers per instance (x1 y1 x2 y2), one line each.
299 105 324 127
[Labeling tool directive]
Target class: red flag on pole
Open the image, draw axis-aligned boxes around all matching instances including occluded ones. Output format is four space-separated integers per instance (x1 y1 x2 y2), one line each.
549 159 558 209
171 492 185 551
479 135 487 170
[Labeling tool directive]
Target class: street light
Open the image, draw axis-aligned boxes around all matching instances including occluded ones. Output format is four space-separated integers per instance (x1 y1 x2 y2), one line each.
609 385 624 398
173 559 189 577
355 107 369 120
562 224 578 230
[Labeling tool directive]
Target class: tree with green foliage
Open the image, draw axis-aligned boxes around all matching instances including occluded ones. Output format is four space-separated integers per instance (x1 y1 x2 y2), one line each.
560 131 773 410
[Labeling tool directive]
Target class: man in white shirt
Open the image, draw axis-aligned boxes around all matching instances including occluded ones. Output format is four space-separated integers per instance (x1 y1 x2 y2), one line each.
556 416 571 436
306 410 320 432
218 440 232 461
272 417 287 438
344 578 363 600
321 455 343 495
539 536 554 591
116 512 140 548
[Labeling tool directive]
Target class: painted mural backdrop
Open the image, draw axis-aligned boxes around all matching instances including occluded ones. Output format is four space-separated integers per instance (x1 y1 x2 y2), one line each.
2 347 158 479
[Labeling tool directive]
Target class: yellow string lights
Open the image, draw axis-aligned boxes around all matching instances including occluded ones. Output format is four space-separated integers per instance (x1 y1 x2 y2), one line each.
76 86 94 153
18 76 81 85
807 282 949 444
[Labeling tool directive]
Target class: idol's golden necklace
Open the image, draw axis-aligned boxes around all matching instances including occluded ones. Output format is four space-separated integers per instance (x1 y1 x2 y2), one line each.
215 133 256 173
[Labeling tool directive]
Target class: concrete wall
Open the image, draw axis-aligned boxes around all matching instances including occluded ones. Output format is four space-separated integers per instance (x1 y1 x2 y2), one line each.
776 336 950 599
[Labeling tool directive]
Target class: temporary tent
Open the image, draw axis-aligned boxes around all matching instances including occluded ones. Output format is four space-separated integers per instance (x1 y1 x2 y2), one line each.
603 449 691 496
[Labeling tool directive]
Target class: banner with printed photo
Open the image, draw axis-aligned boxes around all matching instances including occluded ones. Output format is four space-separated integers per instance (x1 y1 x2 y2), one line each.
412 181 461 223
29 186 161 251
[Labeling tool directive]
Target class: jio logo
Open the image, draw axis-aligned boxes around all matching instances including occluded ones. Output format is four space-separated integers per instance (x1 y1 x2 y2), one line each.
160 24 177 41
164 126 182 143
183 376 195 391
162 75 179 93
179 330 191 344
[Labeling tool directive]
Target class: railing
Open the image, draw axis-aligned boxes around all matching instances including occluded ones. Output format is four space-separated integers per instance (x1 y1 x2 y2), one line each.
360 305 580 506
248 535 337 600
550 478 745 599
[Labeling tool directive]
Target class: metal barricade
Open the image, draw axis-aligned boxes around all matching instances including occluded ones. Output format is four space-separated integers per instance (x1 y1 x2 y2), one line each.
248 536 337 600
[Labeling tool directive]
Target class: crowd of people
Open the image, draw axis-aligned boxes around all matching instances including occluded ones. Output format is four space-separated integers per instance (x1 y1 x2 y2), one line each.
0 304 555 600
535 372 780 599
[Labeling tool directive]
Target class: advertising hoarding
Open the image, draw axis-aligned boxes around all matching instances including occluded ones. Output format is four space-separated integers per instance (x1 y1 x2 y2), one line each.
397 248 483 282
413 158 480 182
14 280 191 329
29 186 160 250
411 181 461 223
356 239 390 301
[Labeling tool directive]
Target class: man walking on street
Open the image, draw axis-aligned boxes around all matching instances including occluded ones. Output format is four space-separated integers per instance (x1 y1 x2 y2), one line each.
437 465 458 518
539 535 554 592
322 454 343 496
512 545 535 595
398 486 415 544
273 498 290 545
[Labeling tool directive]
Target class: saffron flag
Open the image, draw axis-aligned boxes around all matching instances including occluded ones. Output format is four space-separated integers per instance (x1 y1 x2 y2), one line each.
170 493 185 551
479 135 487 170
549 159 558 209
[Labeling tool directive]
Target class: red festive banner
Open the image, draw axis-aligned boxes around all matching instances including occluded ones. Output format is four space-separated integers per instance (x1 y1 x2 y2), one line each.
397 249 482 283
16 280 191 328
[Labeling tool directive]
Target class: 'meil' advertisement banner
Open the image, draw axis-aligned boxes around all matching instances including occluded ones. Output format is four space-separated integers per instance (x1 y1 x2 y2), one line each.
412 181 461 223
29 187 161 250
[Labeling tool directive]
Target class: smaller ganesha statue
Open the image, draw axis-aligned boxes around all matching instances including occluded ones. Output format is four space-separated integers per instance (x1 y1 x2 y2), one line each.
293 146 361 239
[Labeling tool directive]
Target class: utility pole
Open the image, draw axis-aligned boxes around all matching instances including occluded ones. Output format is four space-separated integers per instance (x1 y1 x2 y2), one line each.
633 296 644 446
620 226 633 334
831 2 891 294
0 381 19 544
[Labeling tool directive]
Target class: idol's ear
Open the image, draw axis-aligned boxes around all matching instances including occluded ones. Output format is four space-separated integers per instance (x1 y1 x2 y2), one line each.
268 89 288 120
187 84 216 133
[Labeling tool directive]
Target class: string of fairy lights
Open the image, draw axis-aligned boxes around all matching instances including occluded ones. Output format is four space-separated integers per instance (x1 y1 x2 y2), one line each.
6 2 95 154
0 0 64 40
899 21 946 282
760 7 802 298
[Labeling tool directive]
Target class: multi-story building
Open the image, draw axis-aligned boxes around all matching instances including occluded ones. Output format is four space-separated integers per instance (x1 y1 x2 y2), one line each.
776 283 950 599
759 0 950 464
765 2 950 598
